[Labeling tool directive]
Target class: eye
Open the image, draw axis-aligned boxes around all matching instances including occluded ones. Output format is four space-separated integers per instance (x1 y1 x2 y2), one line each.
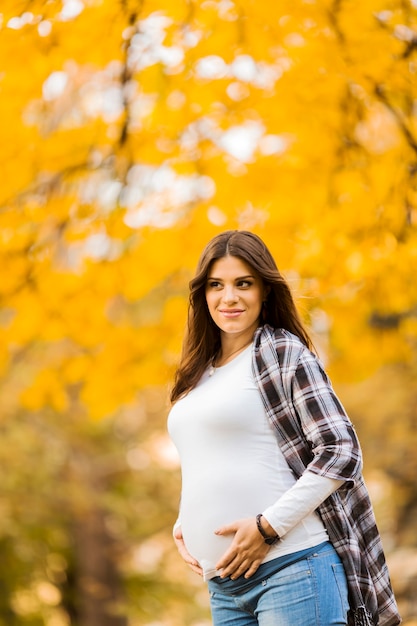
207 280 222 289
237 280 252 288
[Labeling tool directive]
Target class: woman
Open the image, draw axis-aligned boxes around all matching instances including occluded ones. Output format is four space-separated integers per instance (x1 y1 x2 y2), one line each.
168 230 400 626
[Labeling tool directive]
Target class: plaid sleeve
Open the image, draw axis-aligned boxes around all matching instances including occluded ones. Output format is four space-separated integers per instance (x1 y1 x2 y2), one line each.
290 350 363 482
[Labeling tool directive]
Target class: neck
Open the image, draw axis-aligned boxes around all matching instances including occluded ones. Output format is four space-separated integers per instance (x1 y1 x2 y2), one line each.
215 337 253 368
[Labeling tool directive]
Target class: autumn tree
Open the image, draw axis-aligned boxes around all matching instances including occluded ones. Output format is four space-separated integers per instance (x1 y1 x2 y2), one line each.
0 0 416 624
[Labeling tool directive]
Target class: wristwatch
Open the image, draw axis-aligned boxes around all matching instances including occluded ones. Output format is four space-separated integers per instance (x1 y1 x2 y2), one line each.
256 514 280 545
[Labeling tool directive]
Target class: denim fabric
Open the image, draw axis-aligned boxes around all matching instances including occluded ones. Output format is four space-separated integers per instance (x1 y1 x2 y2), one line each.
208 542 349 626
209 542 326 594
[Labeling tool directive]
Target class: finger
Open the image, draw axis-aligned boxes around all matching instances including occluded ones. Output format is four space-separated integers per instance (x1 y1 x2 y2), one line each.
219 550 262 579
175 540 201 568
216 549 238 572
243 560 262 579
184 554 202 574
189 563 204 576
180 548 200 567
173 534 185 550
214 524 236 536
180 551 202 574
217 556 244 579
222 559 250 580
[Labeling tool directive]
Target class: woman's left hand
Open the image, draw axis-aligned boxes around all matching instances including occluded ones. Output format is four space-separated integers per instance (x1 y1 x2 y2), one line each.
214 517 271 580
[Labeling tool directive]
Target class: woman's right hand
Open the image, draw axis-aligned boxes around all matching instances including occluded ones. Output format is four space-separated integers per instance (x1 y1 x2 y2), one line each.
173 526 203 576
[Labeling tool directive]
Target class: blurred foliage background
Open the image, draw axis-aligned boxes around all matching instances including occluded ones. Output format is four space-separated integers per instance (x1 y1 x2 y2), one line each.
0 0 416 624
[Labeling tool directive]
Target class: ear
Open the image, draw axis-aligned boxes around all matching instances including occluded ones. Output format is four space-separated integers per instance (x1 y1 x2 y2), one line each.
263 285 271 301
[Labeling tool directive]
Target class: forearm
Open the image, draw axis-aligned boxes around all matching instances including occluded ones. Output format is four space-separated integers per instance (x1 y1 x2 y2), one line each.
262 470 343 537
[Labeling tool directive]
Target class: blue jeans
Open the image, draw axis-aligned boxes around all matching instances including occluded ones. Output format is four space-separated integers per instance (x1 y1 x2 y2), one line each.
208 542 349 626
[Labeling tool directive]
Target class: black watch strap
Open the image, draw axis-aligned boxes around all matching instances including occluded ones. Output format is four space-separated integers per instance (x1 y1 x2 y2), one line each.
256 514 280 545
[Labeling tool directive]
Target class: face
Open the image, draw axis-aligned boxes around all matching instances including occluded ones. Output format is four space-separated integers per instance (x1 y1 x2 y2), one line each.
205 255 266 341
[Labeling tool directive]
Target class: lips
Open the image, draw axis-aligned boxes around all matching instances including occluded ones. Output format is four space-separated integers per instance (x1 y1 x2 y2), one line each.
219 309 244 318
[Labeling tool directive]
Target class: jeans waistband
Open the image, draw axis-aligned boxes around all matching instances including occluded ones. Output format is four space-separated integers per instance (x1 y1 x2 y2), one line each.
208 541 331 595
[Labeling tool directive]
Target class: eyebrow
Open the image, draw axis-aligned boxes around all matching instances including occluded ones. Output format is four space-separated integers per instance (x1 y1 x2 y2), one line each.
207 274 255 281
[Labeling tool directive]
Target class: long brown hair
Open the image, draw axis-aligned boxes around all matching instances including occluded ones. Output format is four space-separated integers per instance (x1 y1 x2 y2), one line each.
170 230 312 402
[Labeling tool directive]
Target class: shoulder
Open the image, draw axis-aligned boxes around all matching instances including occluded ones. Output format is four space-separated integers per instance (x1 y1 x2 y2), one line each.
254 325 306 356
254 325 322 380
253 325 304 379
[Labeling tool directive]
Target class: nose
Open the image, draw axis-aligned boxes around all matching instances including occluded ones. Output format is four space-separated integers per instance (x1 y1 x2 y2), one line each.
222 285 238 304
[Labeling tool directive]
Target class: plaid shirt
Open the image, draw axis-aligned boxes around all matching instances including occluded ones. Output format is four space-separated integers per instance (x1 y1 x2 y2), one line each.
252 325 401 626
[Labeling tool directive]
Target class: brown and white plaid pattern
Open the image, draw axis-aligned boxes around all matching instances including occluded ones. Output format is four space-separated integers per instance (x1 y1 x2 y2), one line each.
252 325 401 626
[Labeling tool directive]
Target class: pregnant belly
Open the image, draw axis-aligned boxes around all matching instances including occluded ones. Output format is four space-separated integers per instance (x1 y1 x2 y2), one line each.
181 512 231 572
179 472 273 567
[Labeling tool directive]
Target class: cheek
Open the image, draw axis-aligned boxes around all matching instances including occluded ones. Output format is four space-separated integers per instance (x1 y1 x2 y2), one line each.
205 293 216 313
252 292 264 311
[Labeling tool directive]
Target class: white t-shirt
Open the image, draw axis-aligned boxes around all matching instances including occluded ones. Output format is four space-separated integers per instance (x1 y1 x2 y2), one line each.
168 344 340 580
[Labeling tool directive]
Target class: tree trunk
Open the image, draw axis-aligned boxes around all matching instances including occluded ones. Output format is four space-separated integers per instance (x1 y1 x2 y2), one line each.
70 507 127 626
